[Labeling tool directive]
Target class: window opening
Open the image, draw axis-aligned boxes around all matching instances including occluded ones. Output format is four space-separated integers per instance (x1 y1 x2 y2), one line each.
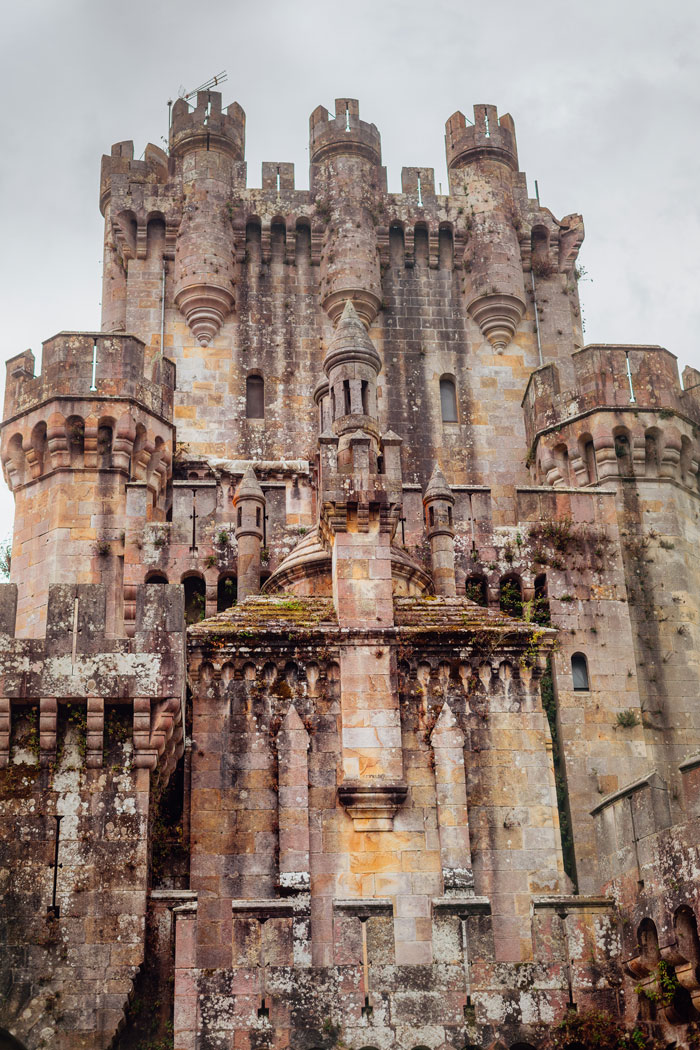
246 375 264 419
571 652 589 691
440 377 458 422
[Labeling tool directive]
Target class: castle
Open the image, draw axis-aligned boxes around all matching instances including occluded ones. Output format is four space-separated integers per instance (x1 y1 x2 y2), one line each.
1 91 700 1050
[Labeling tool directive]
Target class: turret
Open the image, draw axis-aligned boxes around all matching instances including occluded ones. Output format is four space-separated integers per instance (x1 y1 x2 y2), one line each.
423 465 456 596
0 333 174 638
233 466 266 601
99 139 171 339
445 105 526 351
323 299 382 474
170 91 246 345
310 99 384 327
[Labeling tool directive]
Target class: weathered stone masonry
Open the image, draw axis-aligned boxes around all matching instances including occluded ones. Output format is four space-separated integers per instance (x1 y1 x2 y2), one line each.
2 91 700 1049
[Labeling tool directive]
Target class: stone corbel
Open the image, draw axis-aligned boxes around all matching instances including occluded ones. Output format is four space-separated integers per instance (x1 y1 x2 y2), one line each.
133 696 184 779
337 780 407 831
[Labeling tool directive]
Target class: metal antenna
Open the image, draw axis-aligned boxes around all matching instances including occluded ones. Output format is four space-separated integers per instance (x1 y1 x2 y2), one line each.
178 71 228 102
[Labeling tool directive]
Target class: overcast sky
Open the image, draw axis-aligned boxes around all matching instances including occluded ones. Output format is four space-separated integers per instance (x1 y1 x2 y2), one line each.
1 0 699 537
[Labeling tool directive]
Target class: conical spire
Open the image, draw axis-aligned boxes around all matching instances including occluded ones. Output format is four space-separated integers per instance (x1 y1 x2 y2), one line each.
233 464 264 503
424 463 454 504
323 299 382 378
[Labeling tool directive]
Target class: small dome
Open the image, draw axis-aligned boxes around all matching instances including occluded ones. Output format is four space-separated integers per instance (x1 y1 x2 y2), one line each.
262 526 432 598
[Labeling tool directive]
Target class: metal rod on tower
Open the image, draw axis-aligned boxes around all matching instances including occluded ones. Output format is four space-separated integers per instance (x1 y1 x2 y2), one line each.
179 71 228 103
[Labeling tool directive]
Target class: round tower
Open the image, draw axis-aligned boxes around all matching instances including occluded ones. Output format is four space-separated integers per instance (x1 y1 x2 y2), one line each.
323 300 382 473
310 99 383 328
0 334 174 638
170 91 246 345
233 466 266 602
445 105 526 351
423 464 456 596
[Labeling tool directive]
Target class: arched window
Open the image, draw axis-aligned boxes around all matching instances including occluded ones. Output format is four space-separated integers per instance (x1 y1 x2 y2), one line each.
389 223 405 267
614 431 633 476
183 574 206 625
146 572 168 584
500 575 523 618
675 906 700 966
533 574 551 625
580 435 597 484
440 376 458 423
438 225 454 271
414 224 429 267
97 424 113 469
465 574 488 607
571 652 590 691
217 575 237 612
246 375 264 419
66 416 85 467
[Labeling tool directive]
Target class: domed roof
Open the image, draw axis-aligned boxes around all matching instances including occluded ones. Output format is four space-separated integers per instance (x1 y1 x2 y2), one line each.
262 526 432 598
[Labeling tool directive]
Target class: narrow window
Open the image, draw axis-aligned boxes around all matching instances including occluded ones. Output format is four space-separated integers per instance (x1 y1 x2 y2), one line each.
237 507 242 528
389 224 405 268
246 375 264 418
217 575 237 612
584 439 597 483
343 379 351 415
465 575 488 607
533 574 551 625
571 652 590 691
500 575 523 618
256 507 261 527
438 226 454 271
440 377 458 422
183 575 206 625
97 425 113 469
614 432 633 476
361 380 369 415
429 506 435 527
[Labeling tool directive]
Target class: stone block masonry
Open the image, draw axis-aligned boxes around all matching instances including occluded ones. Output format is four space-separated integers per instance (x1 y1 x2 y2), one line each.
1 90 700 1050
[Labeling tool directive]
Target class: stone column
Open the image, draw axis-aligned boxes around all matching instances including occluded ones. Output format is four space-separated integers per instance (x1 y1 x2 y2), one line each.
431 701 474 893
277 704 311 893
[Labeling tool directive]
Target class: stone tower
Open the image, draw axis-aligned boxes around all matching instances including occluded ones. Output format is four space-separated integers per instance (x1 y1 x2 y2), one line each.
1 91 700 1050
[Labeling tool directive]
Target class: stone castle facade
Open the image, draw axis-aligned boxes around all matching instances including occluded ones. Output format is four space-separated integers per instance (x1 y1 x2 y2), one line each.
1 92 700 1050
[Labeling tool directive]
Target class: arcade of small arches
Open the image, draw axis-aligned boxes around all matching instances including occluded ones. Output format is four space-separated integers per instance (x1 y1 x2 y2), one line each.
631 906 700 1025
2 410 171 509
535 419 700 494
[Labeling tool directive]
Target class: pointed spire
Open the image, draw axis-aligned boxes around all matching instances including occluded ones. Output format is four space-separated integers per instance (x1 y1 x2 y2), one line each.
431 700 465 746
424 463 454 504
323 299 382 378
279 703 310 740
233 464 264 503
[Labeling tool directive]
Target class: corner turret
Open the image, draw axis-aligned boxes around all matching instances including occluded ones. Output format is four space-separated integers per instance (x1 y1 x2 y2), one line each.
0 334 174 637
310 100 384 327
169 91 246 160
423 464 456 596
445 105 526 351
233 466 266 601
171 92 246 345
309 98 381 165
445 105 518 172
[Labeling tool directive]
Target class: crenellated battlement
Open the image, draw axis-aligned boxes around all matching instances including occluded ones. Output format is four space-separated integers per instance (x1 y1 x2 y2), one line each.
522 345 700 492
522 344 699 445
3 332 175 424
309 97 382 165
99 140 170 215
169 90 245 160
0 582 184 775
445 104 518 171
